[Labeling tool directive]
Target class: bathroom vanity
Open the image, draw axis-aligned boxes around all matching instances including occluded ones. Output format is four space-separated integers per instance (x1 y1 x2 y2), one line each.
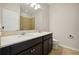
0 32 53 55
0 4 52 55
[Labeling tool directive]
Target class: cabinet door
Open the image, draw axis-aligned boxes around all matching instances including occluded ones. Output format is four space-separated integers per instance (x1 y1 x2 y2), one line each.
43 40 49 55
48 38 52 53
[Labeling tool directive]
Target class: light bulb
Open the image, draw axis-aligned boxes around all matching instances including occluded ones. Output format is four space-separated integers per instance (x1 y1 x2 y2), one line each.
34 5 38 10
37 4 41 8
34 6 38 10
30 3 37 7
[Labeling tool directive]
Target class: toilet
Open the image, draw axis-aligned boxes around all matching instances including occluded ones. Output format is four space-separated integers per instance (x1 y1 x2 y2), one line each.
53 39 59 49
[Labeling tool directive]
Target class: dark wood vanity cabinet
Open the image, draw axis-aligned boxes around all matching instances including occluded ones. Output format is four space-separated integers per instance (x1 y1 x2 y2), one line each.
0 33 53 55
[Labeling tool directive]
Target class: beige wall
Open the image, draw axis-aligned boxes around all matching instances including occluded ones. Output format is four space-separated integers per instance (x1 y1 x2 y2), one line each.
0 4 2 36
49 4 79 51
0 4 2 46
35 4 49 31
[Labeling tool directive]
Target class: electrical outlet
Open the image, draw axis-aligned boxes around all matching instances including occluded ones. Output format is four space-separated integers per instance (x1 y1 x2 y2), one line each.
68 34 74 39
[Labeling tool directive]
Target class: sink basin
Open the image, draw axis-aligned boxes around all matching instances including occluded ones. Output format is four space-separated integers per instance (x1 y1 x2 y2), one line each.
20 32 41 36
27 32 41 35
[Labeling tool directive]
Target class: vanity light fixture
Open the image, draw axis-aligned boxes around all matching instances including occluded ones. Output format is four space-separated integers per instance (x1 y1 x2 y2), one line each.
34 4 41 10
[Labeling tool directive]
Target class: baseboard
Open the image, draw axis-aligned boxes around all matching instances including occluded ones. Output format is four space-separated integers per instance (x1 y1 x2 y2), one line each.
59 44 79 52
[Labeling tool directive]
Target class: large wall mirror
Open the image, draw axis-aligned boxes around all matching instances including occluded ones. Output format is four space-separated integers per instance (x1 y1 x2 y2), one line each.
1 3 49 36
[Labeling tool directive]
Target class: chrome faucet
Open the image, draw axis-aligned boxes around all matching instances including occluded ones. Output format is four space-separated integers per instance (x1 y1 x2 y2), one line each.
21 32 26 35
38 30 42 33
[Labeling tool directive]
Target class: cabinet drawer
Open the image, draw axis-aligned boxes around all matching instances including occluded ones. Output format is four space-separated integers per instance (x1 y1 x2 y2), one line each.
17 48 31 55
11 37 42 54
43 33 52 40
18 43 42 55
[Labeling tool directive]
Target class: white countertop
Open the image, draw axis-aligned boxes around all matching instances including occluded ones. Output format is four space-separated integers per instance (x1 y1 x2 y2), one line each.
0 32 52 48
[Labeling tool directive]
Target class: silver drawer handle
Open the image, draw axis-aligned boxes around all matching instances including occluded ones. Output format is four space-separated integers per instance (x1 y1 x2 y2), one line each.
33 49 35 51
30 49 36 53
31 50 33 53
